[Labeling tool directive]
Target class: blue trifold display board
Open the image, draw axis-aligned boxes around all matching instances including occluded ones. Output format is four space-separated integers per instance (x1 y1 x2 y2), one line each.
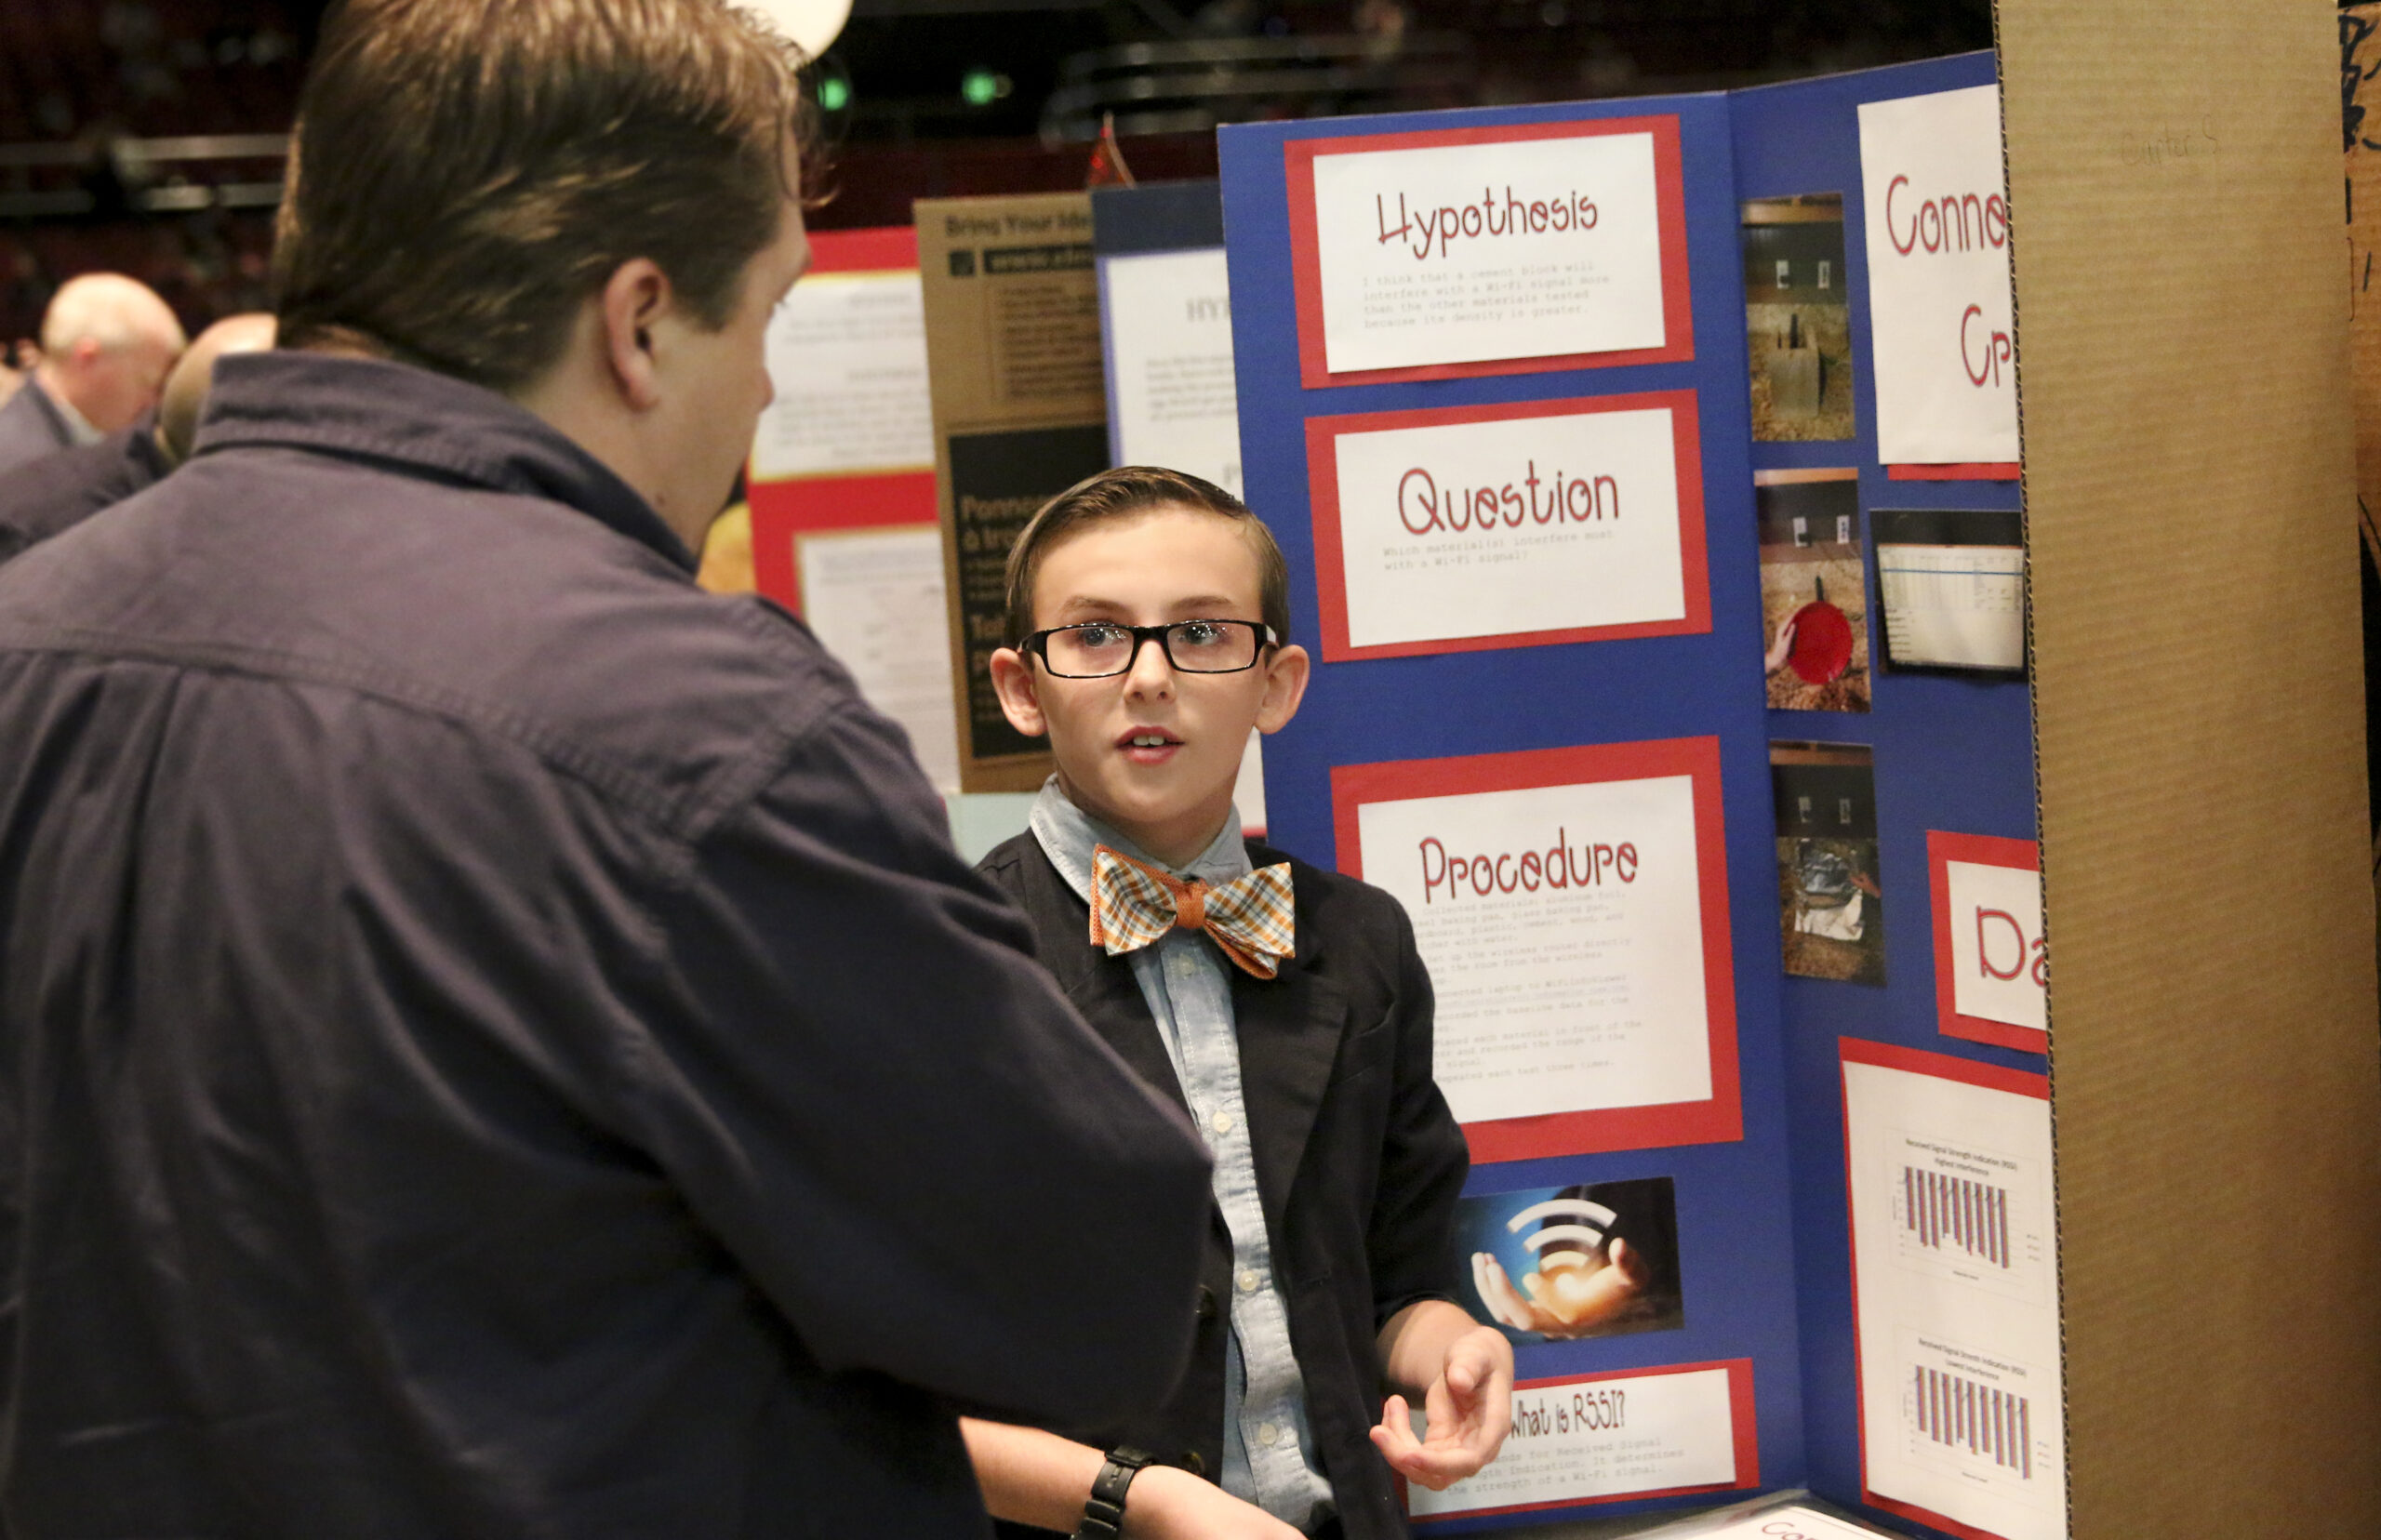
1218 49 2032 1539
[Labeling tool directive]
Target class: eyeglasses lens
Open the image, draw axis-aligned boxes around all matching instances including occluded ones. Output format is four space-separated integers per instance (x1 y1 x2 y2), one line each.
1044 622 1259 677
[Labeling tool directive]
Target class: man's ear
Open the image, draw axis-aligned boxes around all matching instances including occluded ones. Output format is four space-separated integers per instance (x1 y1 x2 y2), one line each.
1255 642 1310 734
988 645 1048 738
597 257 672 413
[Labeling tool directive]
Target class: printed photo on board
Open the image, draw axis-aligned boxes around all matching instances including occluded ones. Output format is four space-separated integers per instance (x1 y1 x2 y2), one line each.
1872 507 2027 674
1452 1178 1685 1344
1740 193 1855 442
1755 469 1870 712
1771 741 1885 985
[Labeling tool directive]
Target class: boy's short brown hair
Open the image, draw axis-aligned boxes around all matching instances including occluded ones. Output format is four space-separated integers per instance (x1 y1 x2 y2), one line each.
273 0 816 394
1003 467 1292 649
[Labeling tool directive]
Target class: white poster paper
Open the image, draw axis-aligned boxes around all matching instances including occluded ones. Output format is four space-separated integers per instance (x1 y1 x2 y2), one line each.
1356 775 1711 1125
1682 1505 1899 1540
1310 131 1668 375
753 270 933 480
1407 1369 1739 1520
1876 541 2025 670
1099 247 1242 497
1329 405 1688 651
1843 1055 2066 1540
1234 729 1268 838
1097 246 1267 832
799 526 963 794
1945 861 2045 1031
1858 85 2020 465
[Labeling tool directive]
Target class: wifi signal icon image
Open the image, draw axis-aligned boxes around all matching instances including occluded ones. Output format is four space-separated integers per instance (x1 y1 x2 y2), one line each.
1470 1193 1649 1338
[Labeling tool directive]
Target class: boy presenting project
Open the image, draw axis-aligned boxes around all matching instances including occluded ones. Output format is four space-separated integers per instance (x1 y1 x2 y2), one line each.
969 468 1513 1539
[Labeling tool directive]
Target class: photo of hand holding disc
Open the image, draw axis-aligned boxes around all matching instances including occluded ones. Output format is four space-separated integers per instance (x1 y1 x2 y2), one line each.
1456 1179 1685 1344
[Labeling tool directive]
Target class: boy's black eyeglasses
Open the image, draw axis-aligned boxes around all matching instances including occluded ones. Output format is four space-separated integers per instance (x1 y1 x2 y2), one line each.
1021 619 1275 679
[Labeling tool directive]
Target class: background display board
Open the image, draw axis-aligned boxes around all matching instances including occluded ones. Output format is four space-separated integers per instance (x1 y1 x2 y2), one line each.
1091 180 1270 835
1223 47 2039 1538
745 226 960 793
917 191 1108 791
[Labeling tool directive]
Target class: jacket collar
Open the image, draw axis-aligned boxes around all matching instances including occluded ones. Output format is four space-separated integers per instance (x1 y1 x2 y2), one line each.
20 376 77 446
193 351 696 572
1028 777 1255 905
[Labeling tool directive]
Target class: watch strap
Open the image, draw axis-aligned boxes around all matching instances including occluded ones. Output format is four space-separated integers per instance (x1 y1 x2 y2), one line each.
1071 1445 1156 1540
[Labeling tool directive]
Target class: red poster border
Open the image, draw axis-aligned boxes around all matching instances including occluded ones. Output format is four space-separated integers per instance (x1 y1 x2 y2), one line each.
1886 461 2022 482
1927 831 2047 1055
1838 1037 2049 1540
1404 1359 1759 1523
746 225 938 613
1332 737 1740 1162
1303 390 1710 664
1284 115 1694 392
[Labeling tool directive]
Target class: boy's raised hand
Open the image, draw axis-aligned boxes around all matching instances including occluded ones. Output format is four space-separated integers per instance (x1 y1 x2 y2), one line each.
1368 1306 1515 1492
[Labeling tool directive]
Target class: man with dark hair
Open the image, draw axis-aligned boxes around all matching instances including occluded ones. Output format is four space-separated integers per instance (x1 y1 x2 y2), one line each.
0 272 185 473
0 313 273 565
0 3 1212 1536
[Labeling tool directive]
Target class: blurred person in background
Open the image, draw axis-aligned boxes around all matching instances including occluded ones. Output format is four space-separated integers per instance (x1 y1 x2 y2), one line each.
0 0 1212 1535
0 312 273 564
0 272 185 473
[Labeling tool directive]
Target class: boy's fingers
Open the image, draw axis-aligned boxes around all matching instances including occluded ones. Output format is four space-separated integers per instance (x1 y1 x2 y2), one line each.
1370 1396 1427 1468
1388 1440 1488 1489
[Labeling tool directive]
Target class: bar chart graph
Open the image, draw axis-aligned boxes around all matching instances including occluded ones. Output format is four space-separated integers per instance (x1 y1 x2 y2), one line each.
1900 1162 2010 1268
1910 1363 2032 1479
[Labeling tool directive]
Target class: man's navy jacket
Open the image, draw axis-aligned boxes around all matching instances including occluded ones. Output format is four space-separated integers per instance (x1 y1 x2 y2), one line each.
0 414 170 565
0 352 1214 1538
0 377 76 477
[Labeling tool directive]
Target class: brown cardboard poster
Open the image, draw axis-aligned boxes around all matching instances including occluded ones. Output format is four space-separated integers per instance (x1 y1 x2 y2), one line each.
2348 5 2381 572
2001 0 2381 1533
916 192 1111 791
2344 7 2381 943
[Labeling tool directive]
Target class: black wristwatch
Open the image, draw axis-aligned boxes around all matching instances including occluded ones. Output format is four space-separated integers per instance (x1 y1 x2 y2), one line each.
1071 1445 1156 1540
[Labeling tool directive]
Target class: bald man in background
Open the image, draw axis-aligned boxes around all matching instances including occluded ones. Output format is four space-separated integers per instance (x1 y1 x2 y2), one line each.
0 313 271 565
0 273 185 474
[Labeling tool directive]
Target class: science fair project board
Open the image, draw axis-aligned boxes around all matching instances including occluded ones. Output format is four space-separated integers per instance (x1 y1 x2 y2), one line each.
745 226 962 793
1090 180 1270 836
1220 50 2044 1539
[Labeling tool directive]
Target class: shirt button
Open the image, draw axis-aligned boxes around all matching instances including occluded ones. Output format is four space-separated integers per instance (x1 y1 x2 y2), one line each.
1183 1450 1205 1476
1210 1110 1235 1135
1237 1268 1260 1293
1258 1422 1282 1447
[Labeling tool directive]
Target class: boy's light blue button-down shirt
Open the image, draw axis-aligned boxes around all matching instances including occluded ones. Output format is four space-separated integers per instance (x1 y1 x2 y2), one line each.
1031 780 1335 1531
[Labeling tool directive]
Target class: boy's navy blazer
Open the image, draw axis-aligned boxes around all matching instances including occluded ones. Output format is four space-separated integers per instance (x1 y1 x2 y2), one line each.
979 830 1470 1540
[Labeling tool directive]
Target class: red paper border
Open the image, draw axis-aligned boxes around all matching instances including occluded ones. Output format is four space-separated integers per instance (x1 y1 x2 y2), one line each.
1331 737 1741 1161
1886 461 2021 482
1284 116 1694 392
1838 1036 2049 1540
1404 1359 1759 1523
1303 391 1710 663
745 225 937 613
1927 831 2047 1055
748 472 940 612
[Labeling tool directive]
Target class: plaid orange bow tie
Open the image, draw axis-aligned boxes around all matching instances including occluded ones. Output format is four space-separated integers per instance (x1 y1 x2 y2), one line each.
1088 844 1296 980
